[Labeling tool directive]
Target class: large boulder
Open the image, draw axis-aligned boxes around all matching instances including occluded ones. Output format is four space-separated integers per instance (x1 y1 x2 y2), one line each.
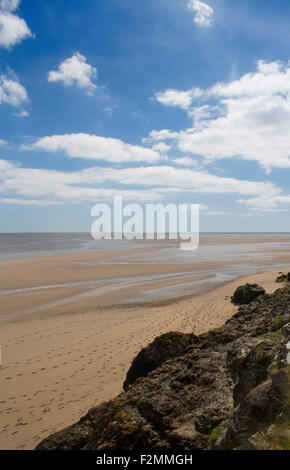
123 332 196 391
276 273 290 283
231 284 265 305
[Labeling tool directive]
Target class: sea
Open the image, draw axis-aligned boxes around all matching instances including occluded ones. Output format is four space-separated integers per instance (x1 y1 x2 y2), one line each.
0 232 290 262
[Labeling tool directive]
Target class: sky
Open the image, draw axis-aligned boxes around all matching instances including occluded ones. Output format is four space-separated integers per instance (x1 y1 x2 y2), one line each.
1 0 290 232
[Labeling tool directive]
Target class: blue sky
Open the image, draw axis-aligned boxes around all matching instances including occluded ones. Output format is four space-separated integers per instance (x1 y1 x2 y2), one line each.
1 0 290 232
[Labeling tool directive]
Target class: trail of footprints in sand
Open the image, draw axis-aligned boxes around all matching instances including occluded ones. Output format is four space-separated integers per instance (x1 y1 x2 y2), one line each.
0 306 190 449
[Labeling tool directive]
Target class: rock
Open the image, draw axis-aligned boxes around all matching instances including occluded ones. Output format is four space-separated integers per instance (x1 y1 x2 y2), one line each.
270 368 288 394
275 273 290 283
226 338 275 404
281 323 290 339
35 284 290 451
169 421 201 441
218 333 288 450
123 332 197 391
244 379 279 420
231 284 265 305
35 408 98 450
248 431 270 450
248 424 290 450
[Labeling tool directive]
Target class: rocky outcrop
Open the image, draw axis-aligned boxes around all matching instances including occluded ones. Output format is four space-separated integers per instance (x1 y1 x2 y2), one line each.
276 272 290 283
123 332 197 391
212 336 289 449
35 284 290 451
231 283 265 305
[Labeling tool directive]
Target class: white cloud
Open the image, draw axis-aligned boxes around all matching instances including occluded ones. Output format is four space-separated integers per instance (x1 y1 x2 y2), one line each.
0 157 12 170
0 11 32 48
0 198 63 206
25 133 161 164
0 159 166 205
0 72 28 106
188 104 219 125
238 194 290 212
209 60 288 98
155 88 202 110
48 53 97 95
13 109 29 117
0 158 285 209
144 129 179 143
152 142 172 154
187 0 214 27
172 156 198 167
102 106 114 116
152 60 290 171
97 166 279 199
0 0 20 11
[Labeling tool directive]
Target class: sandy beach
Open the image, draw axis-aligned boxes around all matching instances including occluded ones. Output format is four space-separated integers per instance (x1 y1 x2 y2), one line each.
1 235 290 450
2 0 290 452
1 234 290 318
0 241 289 449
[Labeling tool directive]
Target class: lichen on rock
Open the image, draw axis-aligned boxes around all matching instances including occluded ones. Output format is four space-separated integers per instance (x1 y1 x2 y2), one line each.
231 283 265 305
35 284 290 451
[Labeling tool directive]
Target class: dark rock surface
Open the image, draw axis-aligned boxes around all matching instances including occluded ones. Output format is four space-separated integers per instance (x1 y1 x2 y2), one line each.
231 283 265 305
123 332 197 391
276 273 290 283
35 285 290 451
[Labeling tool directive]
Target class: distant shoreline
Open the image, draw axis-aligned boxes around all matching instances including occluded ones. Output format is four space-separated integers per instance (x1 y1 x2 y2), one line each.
1 232 290 262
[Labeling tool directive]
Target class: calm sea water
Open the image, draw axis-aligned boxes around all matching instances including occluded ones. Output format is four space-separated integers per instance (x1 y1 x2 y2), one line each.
0 233 149 260
0 232 290 262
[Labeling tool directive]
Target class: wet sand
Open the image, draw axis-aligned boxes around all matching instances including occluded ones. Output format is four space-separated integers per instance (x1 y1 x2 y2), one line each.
1 236 290 318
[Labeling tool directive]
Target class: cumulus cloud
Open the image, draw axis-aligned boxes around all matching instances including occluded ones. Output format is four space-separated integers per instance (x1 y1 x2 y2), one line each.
0 158 284 209
238 194 290 212
187 0 214 27
0 72 28 106
172 156 198 167
152 142 172 154
98 166 278 199
0 159 166 205
25 133 162 164
0 0 20 11
48 53 97 95
0 10 32 49
0 157 12 169
153 60 290 171
144 129 179 143
155 88 202 110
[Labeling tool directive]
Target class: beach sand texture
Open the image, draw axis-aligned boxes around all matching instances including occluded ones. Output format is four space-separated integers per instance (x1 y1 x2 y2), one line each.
0 236 290 449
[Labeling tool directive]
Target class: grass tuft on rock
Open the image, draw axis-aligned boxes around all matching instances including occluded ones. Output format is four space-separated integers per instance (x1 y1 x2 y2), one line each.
209 423 222 445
